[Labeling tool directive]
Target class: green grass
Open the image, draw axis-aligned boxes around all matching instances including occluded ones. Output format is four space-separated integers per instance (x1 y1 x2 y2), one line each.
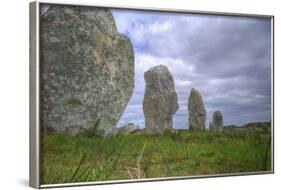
41 130 272 184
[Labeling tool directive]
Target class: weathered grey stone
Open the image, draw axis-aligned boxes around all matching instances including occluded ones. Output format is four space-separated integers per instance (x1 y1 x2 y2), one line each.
143 65 179 133
210 111 223 132
65 126 86 136
188 88 206 130
40 5 134 136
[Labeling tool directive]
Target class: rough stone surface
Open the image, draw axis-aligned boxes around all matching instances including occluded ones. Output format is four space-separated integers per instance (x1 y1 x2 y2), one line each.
188 88 206 130
65 126 86 137
40 5 134 136
143 65 179 133
210 111 223 132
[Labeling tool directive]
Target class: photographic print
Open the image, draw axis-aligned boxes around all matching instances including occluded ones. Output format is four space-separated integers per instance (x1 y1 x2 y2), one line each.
30 2 273 188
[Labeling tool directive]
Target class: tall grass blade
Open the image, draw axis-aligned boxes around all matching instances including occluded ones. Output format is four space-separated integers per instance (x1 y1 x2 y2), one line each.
70 153 87 182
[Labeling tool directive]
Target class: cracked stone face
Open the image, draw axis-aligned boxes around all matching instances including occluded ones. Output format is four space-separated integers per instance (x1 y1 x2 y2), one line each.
143 65 179 133
40 5 134 136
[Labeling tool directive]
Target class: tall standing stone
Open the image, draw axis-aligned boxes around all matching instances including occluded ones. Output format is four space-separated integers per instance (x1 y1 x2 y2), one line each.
40 5 134 136
143 65 179 133
188 88 206 130
209 111 223 132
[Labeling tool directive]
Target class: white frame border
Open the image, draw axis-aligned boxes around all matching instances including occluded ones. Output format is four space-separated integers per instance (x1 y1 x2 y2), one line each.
29 1 274 189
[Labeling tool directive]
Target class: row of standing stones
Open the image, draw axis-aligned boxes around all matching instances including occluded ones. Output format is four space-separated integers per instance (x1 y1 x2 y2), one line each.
143 65 223 134
40 5 222 136
188 88 223 132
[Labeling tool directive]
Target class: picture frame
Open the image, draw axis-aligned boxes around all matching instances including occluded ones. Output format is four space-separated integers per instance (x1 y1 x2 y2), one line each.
30 1 274 188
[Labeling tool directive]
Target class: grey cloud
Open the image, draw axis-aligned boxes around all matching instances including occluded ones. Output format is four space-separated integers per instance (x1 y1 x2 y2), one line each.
112 9 272 129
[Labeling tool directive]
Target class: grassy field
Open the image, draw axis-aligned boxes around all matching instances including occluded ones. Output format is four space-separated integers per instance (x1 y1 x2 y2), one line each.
41 129 271 184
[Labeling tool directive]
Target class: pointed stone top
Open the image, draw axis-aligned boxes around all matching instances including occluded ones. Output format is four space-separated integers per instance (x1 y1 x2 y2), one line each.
190 87 200 94
145 65 169 76
188 88 204 107
151 64 168 70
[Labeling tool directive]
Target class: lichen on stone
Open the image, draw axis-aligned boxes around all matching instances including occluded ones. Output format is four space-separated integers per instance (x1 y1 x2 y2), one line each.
40 5 134 136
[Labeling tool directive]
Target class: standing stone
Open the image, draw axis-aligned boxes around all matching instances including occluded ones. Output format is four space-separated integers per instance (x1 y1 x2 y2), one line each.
188 88 206 130
40 5 134 136
143 65 179 133
210 111 223 132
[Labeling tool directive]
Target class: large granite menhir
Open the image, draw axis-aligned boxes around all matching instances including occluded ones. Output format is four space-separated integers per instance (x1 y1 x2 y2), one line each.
188 88 206 130
143 65 179 133
40 5 134 136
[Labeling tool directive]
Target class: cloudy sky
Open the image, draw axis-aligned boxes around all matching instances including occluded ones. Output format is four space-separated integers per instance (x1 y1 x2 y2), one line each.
111 9 272 129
